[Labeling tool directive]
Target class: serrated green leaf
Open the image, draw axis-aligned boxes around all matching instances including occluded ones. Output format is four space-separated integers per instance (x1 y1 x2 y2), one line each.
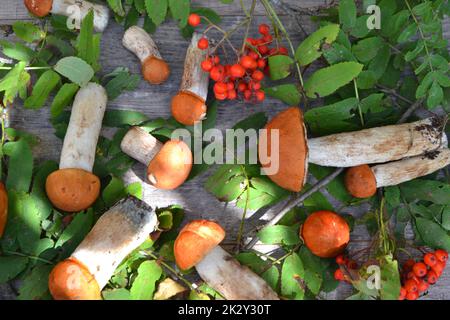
169 0 190 28
55 210 94 257
0 256 29 283
304 62 363 98
130 260 162 300
281 253 305 300
235 252 279 291
323 42 355 65
145 0 168 26
379 254 401 300
107 0 126 16
76 10 100 70
415 218 450 251
50 83 79 117
400 180 450 205
265 84 301 105
427 81 444 109
0 61 30 106
103 109 148 127
257 225 300 246
104 69 140 100
54 56 94 87
4 139 33 193
12 22 45 43
339 0 356 30
397 24 417 43
103 288 131 300
17 265 53 300
352 37 384 63
0 40 35 62
268 55 294 80
24 70 61 109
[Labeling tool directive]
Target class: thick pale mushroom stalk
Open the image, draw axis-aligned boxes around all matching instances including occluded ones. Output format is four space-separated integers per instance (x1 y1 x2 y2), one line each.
120 126 193 190
122 26 170 85
171 32 209 126
71 197 158 289
24 0 109 32
308 117 447 167
196 246 279 300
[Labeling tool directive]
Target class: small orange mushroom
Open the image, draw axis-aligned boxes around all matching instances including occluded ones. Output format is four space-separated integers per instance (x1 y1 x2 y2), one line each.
301 211 350 258
24 0 53 17
345 164 377 198
0 182 8 238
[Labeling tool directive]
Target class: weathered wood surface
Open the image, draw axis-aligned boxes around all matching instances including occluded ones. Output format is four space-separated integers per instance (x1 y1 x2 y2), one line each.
1 0 449 300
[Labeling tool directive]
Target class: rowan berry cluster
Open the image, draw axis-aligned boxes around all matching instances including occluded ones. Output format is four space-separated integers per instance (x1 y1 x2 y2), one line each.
333 254 359 282
188 13 288 102
399 249 448 300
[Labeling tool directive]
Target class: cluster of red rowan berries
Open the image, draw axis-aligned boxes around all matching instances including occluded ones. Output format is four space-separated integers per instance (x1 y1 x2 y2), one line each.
333 254 359 282
399 249 448 300
188 13 288 102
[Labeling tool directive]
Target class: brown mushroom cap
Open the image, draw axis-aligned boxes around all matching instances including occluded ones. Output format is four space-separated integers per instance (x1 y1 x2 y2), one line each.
48 258 101 300
301 211 350 258
174 220 225 270
345 165 377 198
147 140 193 190
171 91 207 126
0 182 8 238
24 0 53 17
258 107 308 192
142 56 170 85
46 168 100 212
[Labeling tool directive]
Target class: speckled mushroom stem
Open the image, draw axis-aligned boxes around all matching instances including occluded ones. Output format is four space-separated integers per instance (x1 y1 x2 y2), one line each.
59 83 107 172
120 126 163 166
180 32 209 100
122 26 162 62
195 246 279 300
71 197 158 289
372 147 450 187
308 117 447 167
51 0 109 32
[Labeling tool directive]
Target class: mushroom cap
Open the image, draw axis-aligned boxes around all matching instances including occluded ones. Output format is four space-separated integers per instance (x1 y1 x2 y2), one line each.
142 56 170 85
24 0 53 17
258 107 308 192
301 211 350 258
344 164 377 198
48 258 101 300
174 220 225 270
147 140 193 190
45 168 100 212
171 91 207 126
0 182 8 238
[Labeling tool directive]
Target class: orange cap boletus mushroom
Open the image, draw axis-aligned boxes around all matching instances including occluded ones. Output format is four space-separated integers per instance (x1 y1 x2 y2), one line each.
301 211 350 258
120 126 193 190
0 182 8 238
171 33 209 126
345 147 450 198
24 0 109 32
258 107 308 192
173 220 279 300
48 197 158 300
45 83 107 212
122 26 170 85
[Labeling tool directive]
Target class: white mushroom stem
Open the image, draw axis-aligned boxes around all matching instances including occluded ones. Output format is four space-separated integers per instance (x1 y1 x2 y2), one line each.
59 83 107 172
195 246 279 300
122 26 162 62
179 32 209 100
308 117 447 167
51 0 109 32
120 126 163 165
372 147 450 187
71 197 158 289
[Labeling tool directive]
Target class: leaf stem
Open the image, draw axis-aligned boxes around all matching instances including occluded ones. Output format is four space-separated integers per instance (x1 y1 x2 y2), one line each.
353 79 364 127
235 165 251 252
4 250 54 265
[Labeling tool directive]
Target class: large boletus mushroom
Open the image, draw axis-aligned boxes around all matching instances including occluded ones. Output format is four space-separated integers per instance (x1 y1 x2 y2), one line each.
174 220 279 300
259 107 447 192
120 126 193 190
48 197 158 300
46 83 107 212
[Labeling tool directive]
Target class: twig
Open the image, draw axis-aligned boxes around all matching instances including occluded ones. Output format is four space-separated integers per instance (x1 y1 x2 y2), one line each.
397 98 424 124
244 167 344 250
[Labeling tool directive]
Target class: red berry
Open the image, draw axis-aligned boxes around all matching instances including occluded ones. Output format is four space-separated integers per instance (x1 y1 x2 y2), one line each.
406 291 419 300
268 48 278 56
258 45 269 55
210 65 225 82
255 90 265 101
412 262 428 278
417 280 429 292
435 249 448 263
212 55 220 64
399 287 407 299
230 64 246 78
226 82 235 90
424 253 438 267
249 81 261 91
248 51 260 61
214 82 228 94
406 271 419 282
243 89 252 100
240 55 257 69
237 81 247 92
245 37 257 46
427 270 438 284
263 34 273 43
403 259 415 271
201 59 213 72
335 254 346 265
197 37 209 50
215 91 227 100
188 13 201 27
347 260 358 270
431 261 445 277
278 46 289 55
252 70 264 82
258 23 270 35
227 89 237 100
257 59 266 69
334 269 345 281
404 279 418 293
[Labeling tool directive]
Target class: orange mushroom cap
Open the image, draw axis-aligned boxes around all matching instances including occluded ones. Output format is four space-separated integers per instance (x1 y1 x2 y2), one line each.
142 56 170 85
48 258 101 300
171 91 207 126
301 211 350 258
344 165 377 198
258 107 308 192
24 0 53 17
174 220 225 270
147 140 193 190
0 182 8 238
45 168 100 213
